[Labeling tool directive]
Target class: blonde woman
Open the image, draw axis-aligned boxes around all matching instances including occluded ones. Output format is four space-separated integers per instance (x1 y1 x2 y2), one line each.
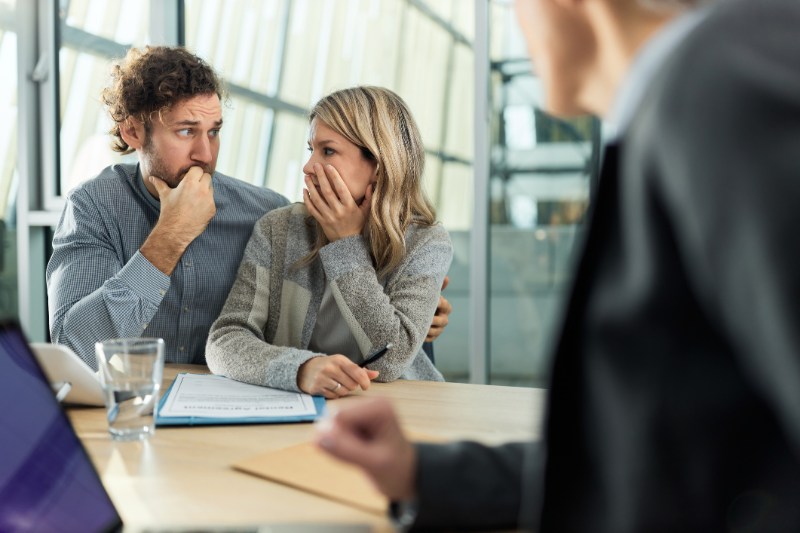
206 86 452 398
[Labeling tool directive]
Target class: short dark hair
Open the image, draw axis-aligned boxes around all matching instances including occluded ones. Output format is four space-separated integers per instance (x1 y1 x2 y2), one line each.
101 46 224 154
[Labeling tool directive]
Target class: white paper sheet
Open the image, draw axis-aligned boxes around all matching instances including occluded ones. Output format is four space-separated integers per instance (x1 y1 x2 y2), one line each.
159 373 317 418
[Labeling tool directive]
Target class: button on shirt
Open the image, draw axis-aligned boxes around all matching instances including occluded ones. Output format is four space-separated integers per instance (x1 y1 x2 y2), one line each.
46 163 289 368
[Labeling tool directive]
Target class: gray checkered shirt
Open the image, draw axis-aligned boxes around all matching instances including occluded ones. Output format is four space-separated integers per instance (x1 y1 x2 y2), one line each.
46 164 289 369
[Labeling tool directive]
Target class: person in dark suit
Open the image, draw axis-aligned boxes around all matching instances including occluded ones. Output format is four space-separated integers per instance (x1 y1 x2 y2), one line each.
315 0 800 530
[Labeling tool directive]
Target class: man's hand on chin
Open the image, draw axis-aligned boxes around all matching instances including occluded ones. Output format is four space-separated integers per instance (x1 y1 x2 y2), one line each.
140 166 217 275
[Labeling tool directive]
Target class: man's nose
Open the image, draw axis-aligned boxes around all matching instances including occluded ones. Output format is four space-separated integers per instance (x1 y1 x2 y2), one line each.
191 135 213 165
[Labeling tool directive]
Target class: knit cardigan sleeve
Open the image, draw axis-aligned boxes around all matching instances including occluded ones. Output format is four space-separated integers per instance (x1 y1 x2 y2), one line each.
318 223 452 382
205 210 321 392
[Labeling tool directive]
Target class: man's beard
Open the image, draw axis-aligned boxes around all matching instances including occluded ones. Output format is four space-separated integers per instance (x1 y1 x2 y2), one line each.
141 140 212 189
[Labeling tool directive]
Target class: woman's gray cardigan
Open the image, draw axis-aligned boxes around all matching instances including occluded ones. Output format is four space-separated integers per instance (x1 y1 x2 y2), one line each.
206 203 453 392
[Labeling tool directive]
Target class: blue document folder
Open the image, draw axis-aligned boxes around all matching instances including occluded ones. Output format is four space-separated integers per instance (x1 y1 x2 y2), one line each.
155 373 326 427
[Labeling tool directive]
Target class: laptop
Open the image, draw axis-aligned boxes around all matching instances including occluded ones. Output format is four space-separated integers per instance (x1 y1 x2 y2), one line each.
29 342 105 406
0 320 121 532
0 321 371 533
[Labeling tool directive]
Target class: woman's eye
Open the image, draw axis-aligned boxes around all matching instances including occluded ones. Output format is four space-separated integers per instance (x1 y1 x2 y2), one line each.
306 146 313 153
324 148 335 156
178 128 192 136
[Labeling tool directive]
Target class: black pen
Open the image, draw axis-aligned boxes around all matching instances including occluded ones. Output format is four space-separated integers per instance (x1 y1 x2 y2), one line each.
359 343 393 368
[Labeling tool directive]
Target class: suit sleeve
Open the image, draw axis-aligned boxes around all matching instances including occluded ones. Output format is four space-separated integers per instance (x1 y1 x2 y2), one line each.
643 14 800 453
46 189 170 369
404 440 542 531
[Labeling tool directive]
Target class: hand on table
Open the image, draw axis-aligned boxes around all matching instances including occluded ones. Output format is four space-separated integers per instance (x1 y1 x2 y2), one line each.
298 355 379 399
316 397 417 501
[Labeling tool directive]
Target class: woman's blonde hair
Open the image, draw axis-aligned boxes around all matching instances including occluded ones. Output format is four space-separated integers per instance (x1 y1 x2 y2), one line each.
302 86 436 278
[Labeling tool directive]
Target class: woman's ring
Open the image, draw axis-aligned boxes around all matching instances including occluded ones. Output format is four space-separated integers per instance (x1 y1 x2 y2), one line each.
332 382 341 392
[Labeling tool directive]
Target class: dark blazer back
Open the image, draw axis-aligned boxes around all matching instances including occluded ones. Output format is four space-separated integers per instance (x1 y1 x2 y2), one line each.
408 1 800 530
540 0 800 529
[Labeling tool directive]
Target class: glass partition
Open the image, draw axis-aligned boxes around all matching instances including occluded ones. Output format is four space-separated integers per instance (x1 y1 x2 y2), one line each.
57 0 149 193
184 0 474 213
487 0 600 386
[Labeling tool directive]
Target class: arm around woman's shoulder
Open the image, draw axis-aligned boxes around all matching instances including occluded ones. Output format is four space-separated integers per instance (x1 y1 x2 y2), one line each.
319 223 453 382
205 207 318 391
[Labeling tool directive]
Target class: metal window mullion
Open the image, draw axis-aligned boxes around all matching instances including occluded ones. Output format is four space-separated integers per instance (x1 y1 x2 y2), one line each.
409 0 471 47
260 0 293 189
19 0 48 340
38 0 60 211
177 0 185 46
434 22 458 209
149 0 181 45
470 0 490 384
424 148 471 167
394 1 409 89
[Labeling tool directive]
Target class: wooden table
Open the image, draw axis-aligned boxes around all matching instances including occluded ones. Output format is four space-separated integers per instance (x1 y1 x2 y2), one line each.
69 365 544 531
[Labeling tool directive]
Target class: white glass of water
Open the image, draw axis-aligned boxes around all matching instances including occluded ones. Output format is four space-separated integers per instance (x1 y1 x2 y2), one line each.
95 338 165 441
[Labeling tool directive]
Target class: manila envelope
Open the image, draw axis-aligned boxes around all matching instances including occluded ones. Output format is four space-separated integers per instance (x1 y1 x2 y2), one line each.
232 441 387 514
232 433 441 515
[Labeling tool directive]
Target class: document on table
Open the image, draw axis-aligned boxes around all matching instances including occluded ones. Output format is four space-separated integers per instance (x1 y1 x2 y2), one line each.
158 373 318 419
233 431 445 514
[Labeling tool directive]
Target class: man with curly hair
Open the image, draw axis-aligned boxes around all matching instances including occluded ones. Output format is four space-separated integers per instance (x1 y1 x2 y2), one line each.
46 46 450 368
45 46 288 369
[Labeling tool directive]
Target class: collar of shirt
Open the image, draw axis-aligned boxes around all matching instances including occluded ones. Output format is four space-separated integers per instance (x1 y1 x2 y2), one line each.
135 165 161 211
605 6 710 142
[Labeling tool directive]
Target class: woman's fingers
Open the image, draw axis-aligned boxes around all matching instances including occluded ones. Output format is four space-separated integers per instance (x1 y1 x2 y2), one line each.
315 163 346 206
304 185 322 218
324 164 357 208
341 363 377 391
331 368 361 393
304 171 340 225
321 379 348 399
304 355 374 397
303 164 368 241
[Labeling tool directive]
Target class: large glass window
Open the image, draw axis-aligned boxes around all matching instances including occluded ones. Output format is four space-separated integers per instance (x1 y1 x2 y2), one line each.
0 0 19 319
486 1 600 385
185 0 289 187
184 0 473 213
56 0 149 195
